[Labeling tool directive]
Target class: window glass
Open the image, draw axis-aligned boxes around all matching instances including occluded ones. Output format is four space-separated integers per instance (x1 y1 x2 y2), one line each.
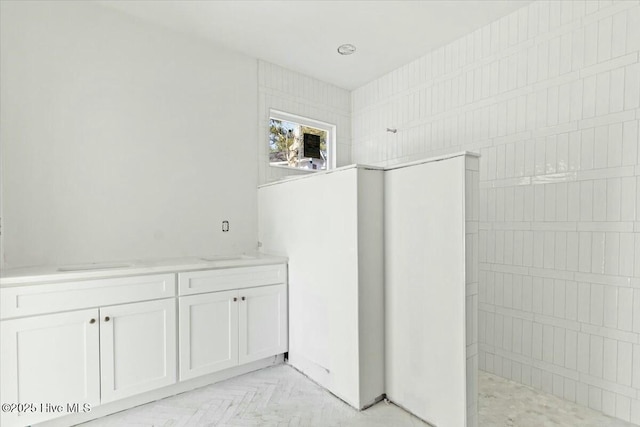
269 111 334 171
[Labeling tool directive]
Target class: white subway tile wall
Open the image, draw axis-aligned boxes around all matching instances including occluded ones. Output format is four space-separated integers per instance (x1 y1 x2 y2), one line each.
258 61 351 184
351 0 640 424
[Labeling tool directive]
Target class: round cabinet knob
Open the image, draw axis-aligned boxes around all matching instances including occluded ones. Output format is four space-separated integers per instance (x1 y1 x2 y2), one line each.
233 297 238 302
104 316 111 322
241 296 246 301
89 318 96 324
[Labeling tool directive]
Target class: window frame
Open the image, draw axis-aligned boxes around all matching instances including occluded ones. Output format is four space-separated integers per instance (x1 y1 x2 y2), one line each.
268 109 336 172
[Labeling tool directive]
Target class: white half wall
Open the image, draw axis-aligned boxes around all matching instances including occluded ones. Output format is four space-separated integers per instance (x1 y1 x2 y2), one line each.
0 1 258 268
384 155 471 427
258 166 385 409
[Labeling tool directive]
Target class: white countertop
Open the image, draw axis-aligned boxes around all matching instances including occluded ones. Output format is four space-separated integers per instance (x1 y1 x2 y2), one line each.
0 253 288 287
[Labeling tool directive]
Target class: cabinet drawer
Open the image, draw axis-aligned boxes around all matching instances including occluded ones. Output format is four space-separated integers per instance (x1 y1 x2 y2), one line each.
0 274 176 319
178 264 286 296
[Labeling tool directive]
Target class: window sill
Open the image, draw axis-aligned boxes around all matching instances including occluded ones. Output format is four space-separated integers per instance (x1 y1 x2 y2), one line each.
269 163 326 173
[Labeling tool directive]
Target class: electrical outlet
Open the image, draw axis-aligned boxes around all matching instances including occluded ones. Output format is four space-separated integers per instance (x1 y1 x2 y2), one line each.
222 220 229 232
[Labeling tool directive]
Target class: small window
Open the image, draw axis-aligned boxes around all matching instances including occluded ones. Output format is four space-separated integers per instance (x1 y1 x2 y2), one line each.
269 110 335 171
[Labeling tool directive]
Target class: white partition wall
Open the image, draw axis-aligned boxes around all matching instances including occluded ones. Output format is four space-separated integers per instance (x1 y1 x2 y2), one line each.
465 156 480 427
384 153 479 427
258 155 478 424
258 166 385 409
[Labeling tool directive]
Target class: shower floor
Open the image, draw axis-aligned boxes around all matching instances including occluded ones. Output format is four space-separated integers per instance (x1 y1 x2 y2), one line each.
480 371 637 426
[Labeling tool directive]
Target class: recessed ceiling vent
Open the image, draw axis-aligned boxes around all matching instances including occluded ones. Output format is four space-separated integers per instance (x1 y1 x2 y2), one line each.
337 44 356 55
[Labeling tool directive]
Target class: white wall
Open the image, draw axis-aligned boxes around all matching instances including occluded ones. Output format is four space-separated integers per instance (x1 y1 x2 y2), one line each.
258 167 385 409
352 0 640 424
0 1 258 268
257 61 351 184
384 155 477 427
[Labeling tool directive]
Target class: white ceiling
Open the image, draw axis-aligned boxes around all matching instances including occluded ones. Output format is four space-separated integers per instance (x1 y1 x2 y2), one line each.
98 0 531 90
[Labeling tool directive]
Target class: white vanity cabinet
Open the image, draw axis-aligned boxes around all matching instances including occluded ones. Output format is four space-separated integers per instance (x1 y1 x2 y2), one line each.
0 273 177 427
178 266 287 381
0 257 288 427
99 298 176 403
178 290 239 380
238 283 287 364
0 309 101 427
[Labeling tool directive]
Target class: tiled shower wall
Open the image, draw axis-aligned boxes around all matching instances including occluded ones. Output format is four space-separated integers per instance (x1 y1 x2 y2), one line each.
258 60 351 184
351 0 640 424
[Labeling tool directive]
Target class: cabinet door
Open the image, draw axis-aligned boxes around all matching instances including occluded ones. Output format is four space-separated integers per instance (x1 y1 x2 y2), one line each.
100 299 176 403
0 309 100 427
238 284 288 364
178 290 239 380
